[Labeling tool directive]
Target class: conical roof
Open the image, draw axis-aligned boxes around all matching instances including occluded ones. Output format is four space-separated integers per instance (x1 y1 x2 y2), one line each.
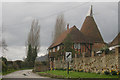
80 6 104 43
110 32 120 46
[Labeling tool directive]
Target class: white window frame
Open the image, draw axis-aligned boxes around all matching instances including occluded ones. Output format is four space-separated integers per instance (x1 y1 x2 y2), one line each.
57 46 60 51
53 48 55 52
78 43 81 49
74 43 78 49
49 49 51 52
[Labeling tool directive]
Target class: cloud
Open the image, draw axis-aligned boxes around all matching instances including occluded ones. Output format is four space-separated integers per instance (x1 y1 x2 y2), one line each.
5 46 48 61
37 46 48 57
2 2 118 60
22 16 34 22
2 0 119 2
5 46 26 61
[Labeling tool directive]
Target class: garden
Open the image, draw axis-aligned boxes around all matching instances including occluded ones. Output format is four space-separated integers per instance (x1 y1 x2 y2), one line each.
37 68 119 78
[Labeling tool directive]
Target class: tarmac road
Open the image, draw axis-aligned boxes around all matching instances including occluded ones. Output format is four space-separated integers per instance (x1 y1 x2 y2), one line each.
2 69 113 80
2 69 63 80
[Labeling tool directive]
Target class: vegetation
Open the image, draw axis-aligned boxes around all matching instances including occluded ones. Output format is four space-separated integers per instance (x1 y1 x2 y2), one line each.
53 14 66 42
64 35 73 52
100 46 110 54
63 34 76 58
2 57 33 75
25 19 40 67
104 71 110 75
38 70 118 78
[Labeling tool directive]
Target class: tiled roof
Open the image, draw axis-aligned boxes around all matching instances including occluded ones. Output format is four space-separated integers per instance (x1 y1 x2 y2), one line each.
49 26 92 49
80 16 104 43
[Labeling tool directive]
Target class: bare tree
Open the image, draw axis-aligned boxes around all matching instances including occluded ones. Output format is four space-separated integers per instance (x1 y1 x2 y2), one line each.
0 39 8 57
26 19 40 66
27 19 40 52
53 14 66 42
0 25 8 58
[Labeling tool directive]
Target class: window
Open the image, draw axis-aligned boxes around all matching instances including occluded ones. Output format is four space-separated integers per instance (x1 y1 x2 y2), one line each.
53 48 55 52
74 43 77 49
49 50 51 52
74 43 81 49
78 43 81 49
57 46 60 51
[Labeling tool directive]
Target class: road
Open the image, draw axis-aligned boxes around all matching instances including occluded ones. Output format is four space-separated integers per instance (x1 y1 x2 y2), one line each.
2 69 64 80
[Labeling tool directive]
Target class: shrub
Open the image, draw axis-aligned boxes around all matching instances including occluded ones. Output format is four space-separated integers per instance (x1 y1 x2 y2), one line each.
117 71 120 75
69 68 73 71
111 71 117 75
97 72 101 74
13 62 19 70
79 69 84 72
15 60 23 68
7 64 14 70
2 57 7 65
100 46 110 54
56 68 65 71
2 62 7 72
104 71 110 75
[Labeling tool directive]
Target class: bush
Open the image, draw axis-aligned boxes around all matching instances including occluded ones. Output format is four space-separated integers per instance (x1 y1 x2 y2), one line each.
97 72 101 74
79 69 84 72
2 57 7 65
15 60 23 68
21 61 34 68
13 62 19 70
111 71 117 75
2 62 7 72
56 68 65 71
104 71 110 75
116 71 120 75
7 64 14 70
100 46 110 54
69 68 73 71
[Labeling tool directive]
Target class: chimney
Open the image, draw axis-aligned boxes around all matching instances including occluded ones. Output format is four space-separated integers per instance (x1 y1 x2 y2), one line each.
67 24 69 30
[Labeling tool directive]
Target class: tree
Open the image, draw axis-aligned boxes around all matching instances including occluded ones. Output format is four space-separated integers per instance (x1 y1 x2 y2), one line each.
26 19 40 67
0 39 8 58
64 35 73 51
63 35 75 58
53 14 66 42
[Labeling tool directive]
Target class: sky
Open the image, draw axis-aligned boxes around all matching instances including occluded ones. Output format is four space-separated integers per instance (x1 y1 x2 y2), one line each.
1 1 119 61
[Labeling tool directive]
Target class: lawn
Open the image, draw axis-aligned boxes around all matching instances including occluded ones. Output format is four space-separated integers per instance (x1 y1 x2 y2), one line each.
38 70 119 78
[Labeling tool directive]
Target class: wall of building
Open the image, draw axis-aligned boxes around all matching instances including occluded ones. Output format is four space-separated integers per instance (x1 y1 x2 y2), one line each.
53 48 119 73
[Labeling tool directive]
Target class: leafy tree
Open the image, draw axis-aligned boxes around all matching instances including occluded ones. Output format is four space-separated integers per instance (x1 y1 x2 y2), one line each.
64 35 73 51
2 57 7 65
26 44 32 62
63 35 75 58
2 62 7 72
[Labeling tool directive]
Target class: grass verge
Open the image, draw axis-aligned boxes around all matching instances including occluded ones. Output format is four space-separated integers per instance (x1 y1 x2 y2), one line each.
37 70 119 78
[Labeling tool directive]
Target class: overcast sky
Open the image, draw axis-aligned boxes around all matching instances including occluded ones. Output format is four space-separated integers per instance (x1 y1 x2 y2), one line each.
1 1 119 61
